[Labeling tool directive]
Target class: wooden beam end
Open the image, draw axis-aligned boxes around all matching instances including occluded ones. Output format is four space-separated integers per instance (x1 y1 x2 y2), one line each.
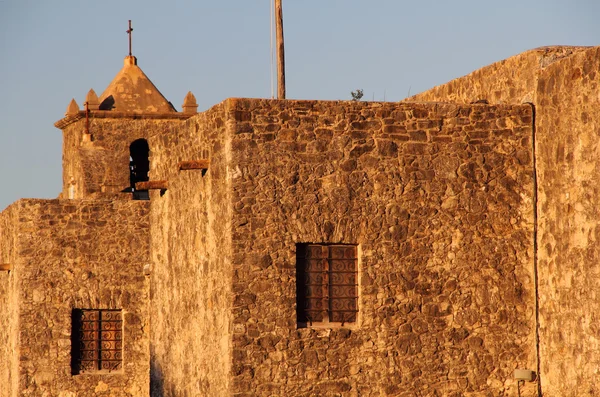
179 159 210 171
135 180 168 191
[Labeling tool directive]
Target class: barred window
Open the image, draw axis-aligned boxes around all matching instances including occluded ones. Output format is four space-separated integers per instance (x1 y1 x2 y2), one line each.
71 309 123 374
296 244 358 326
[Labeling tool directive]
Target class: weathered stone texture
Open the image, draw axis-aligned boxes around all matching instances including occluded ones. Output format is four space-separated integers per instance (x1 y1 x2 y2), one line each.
534 46 600 397
59 114 187 200
148 102 233 396
5 199 149 396
0 204 20 397
406 46 588 105
226 99 535 396
409 44 600 397
8 42 600 396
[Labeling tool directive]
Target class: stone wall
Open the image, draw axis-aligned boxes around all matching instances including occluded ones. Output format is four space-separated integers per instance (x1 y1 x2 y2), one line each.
57 113 187 200
0 203 20 397
11 199 149 396
534 46 600 397
148 102 233 396
7 41 595 396
227 99 536 396
405 44 600 396
405 46 588 105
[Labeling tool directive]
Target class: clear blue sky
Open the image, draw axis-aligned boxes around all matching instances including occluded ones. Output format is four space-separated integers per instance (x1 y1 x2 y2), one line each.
1 0 599 210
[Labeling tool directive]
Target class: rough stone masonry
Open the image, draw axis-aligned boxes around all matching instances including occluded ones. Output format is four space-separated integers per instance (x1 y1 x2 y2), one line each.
2 45 600 396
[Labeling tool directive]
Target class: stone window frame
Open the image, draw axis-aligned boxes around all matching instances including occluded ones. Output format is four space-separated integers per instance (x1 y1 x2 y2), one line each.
296 243 359 328
71 309 123 375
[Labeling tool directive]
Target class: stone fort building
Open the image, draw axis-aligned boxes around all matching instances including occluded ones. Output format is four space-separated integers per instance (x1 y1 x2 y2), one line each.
1 44 599 396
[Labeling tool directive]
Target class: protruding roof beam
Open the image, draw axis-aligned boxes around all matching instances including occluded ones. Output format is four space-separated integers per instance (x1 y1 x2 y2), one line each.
178 159 210 171
135 181 168 191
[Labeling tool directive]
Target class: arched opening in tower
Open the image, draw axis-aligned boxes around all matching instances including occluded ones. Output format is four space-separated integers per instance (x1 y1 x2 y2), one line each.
129 139 150 200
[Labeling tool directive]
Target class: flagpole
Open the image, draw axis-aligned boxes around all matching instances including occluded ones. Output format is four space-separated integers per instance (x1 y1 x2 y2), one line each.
270 0 274 99
275 0 286 99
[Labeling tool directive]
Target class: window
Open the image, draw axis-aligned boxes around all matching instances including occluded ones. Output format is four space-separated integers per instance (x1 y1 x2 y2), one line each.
296 244 358 326
71 309 123 374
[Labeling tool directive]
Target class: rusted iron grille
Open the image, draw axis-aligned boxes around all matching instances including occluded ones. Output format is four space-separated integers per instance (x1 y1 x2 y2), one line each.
297 244 358 325
72 309 122 373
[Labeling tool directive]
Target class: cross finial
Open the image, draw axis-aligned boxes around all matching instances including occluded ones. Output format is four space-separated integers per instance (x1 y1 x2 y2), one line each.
126 20 133 56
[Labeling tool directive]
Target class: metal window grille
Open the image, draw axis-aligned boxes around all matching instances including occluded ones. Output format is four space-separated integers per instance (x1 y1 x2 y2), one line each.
296 244 358 325
72 309 123 374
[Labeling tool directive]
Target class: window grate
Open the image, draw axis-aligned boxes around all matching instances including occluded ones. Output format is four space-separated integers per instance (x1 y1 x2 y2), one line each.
297 244 358 325
72 309 122 374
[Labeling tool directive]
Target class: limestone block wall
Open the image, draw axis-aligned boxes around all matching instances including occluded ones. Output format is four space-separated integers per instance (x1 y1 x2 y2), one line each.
405 46 588 105
12 199 149 397
228 99 536 396
58 113 186 200
534 46 600 397
148 102 233 396
0 204 20 397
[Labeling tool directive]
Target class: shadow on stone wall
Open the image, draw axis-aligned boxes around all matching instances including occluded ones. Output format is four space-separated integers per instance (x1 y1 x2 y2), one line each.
151 356 214 396
150 358 177 397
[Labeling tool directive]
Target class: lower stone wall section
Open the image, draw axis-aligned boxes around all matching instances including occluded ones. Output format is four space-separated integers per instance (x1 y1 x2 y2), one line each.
14 199 150 397
228 99 536 396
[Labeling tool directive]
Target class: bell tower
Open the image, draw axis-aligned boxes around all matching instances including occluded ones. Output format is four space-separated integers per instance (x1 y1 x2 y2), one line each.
54 21 197 200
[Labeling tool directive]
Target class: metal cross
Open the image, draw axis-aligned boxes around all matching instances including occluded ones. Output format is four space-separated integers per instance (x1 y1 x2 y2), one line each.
126 20 133 56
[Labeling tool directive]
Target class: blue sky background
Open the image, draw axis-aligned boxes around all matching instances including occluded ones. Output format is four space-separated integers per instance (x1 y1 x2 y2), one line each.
0 0 599 210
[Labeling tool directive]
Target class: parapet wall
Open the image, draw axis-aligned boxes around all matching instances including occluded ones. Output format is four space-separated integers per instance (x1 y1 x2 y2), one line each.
405 46 589 105
226 99 536 396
